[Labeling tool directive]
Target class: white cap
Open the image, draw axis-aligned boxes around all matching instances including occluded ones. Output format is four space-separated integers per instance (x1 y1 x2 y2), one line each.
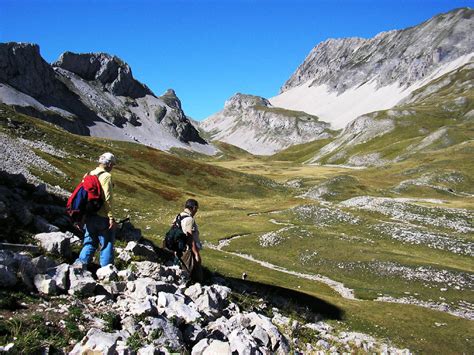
98 152 117 165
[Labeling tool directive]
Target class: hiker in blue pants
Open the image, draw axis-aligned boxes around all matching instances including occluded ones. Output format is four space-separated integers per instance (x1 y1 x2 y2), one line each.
76 152 117 267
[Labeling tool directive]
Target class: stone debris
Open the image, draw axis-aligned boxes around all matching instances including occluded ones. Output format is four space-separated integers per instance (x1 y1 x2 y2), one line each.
0 243 413 354
372 221 474 256
292 204 361 227
340 196 474 233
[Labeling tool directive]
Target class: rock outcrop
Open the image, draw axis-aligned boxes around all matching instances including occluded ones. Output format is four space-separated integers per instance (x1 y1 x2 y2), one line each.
54 52 153 99
201 93 334 155
0 43 60 98
159 89 206 144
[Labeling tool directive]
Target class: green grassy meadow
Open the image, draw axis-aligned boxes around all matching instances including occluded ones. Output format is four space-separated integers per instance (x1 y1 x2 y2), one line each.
1 103 473 353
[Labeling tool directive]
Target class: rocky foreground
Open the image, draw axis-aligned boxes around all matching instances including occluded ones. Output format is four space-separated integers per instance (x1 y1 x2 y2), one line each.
0 231 412 354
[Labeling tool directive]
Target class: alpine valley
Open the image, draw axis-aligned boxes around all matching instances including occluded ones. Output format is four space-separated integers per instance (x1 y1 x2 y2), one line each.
0 7 473 355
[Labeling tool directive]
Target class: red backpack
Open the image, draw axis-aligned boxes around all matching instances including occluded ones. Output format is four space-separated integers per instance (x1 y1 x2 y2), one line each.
66 171 104 224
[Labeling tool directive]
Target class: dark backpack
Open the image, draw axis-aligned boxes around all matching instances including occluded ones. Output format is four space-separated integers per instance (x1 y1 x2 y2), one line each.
164 214 190 255
66 171 105 223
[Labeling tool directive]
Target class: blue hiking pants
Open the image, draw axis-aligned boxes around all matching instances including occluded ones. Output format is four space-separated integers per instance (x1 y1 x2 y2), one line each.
77 215 115 267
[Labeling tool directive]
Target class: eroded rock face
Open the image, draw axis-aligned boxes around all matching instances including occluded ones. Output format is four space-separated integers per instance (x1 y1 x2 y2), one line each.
281 8 474 93
159 89 207 144
53 52 153 99
0 43 60 98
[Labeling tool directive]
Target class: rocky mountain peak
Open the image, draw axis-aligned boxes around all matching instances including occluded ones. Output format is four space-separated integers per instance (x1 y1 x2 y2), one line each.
281 7 474 93
224 93 271 111
53 51 153 98
160 89 182 110
0 42 60 98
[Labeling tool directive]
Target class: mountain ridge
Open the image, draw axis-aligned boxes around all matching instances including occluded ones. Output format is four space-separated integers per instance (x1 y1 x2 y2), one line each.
0 42 214 154
270 7 473 129
200 93 335 155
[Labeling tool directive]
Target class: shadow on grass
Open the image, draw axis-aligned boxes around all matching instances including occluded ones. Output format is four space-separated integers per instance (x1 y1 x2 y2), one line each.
208 270 344 321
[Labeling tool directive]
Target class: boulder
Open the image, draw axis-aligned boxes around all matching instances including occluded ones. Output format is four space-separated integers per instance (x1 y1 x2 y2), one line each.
96 264 119 282
32 255 57 273
0 264 17 287
34 274 57 295
133 278 177 299
206 316 233 340
47 263 70 292
137 345 160 355
191 339 210 355
130 297 158 317
34 231 71 257
14 253 37 290
184 283 204 301
202 340 231 355
184 323 207 345
117 269 135 281
229 328 259 355
68 267 96 296
252 325 270 347
69 328 122 355
141 315 184 350
125 241 158 261
157 292 201 324
33 215 60 233
117 248 132 263
102 281 127 296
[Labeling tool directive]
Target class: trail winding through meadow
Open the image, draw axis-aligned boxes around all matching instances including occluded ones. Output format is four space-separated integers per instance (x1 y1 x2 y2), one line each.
206 212 474 320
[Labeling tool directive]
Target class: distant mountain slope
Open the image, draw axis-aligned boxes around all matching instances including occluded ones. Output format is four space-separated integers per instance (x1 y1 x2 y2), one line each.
0 43 215 154
305 62 473 166
271 7 474 129
200 93 335 155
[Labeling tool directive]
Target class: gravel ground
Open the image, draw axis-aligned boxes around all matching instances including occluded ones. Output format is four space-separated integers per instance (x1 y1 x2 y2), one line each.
340 196 473 233
372 221 474 256
0 132 70 197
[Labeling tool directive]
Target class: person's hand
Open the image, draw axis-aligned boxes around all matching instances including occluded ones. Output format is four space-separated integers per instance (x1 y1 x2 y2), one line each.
109 218 118 230
194 252 201 263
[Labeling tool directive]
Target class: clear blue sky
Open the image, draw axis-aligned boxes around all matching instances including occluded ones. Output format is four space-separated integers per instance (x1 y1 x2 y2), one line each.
0 0 471 120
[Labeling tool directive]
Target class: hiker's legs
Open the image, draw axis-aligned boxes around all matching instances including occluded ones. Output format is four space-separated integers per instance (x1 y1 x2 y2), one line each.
77 217 100 264
98 224 115 267
181 250 203 283
180 250 195 275
192 259 203 283
77 215 109 265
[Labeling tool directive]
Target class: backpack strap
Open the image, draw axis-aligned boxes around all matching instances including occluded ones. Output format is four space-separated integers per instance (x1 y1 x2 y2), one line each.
174 213 192 234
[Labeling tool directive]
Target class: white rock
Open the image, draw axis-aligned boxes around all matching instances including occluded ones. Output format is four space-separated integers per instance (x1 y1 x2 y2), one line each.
130 297 158 317
191 338 210 355
118 269 135 281
137 344 160 355
34 274 57 295
252 325 270 347
229 328 259 354
96 264 118 282
185 282 204 300
47 263 69 292
202 340 231 355
69 328 122 355
68 267 96 296
34 231 71 257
